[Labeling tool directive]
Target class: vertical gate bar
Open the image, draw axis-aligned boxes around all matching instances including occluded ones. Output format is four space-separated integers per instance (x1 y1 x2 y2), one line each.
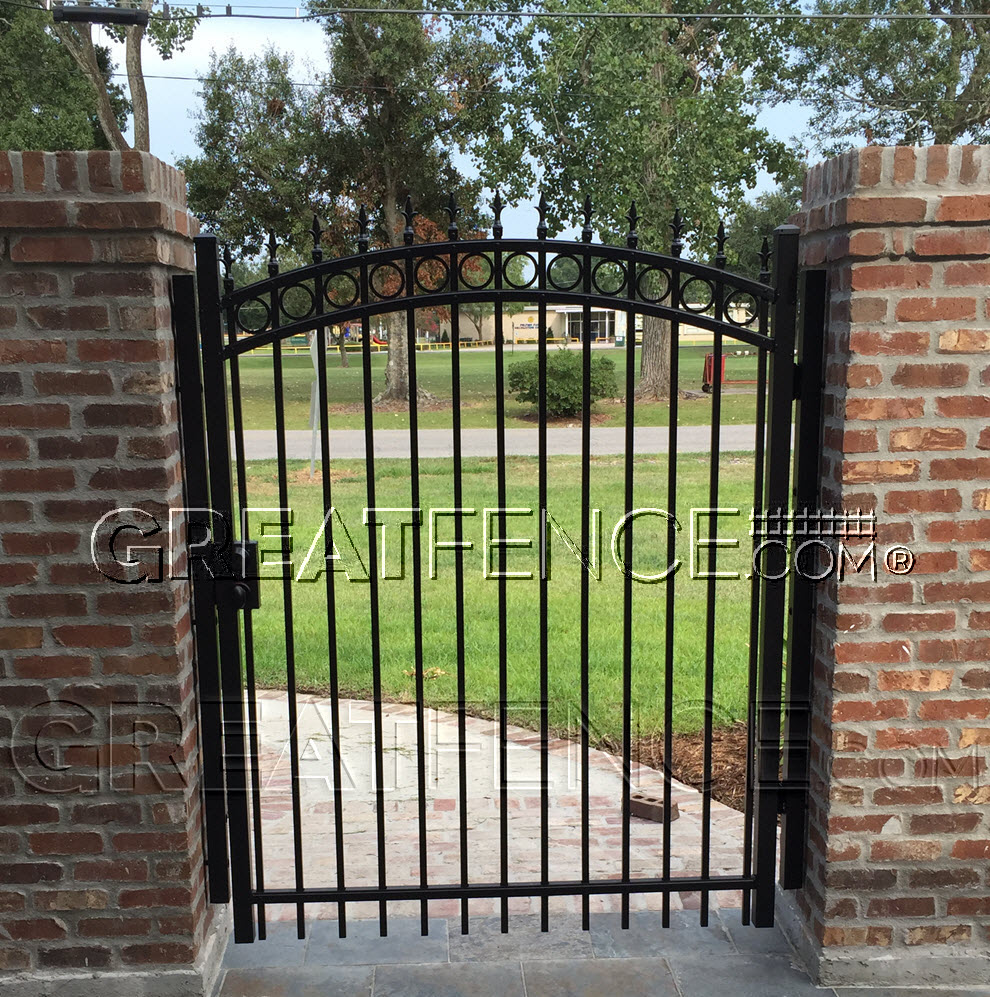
579 221 592 932
780 269 827 889
358 232 389 936
620 229 637 929
271 333 307 938
742 302 769 927
662 254 681 929
403 238 430 936
195 234 254 942
493 229 509 933
170 273 230 906
699 256 726 926
537 229 550 933
225 285 268 937
753 225 800 927
313 275 348 934
448 234 470 935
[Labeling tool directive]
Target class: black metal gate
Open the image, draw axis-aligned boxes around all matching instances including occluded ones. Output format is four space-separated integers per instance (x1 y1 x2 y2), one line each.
171 197 825 944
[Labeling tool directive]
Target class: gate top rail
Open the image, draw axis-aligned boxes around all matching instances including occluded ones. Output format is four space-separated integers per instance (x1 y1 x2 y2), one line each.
211 200 781 358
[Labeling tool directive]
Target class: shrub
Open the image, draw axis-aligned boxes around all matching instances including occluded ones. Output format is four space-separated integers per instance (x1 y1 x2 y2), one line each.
441 330 450 343
508 348 617 418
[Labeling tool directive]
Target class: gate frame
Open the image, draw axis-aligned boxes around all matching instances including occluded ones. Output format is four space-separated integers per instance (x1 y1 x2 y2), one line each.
171 211 821 942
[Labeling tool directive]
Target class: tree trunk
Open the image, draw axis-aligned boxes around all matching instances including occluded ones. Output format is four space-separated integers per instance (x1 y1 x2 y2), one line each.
636 314 671 400
53 24 130 151
125 22 150 152
374 194 435 405
335 332 350 368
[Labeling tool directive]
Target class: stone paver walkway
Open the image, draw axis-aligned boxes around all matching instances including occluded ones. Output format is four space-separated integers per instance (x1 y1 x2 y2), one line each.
236 424 761 461
250 692 746 923
217 908 987 996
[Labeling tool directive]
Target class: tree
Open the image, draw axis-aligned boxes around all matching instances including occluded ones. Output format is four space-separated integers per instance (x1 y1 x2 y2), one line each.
0 1 128 149
791 0 990 151
183 3 508 402
483 0 798 398
50 0 197 150
724 165 805 279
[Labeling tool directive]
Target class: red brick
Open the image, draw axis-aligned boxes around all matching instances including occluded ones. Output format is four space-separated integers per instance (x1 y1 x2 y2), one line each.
885 489 961 514
851 263 931 290
0 151 12 192
87 150 114 192
7 594 86 618
939 328 990 352
937 395 990 418
10 236 95 264
832 697 908 721
38 946 111 969
0 805 59 827
0 271 59 296
52 626 132 649
34 371 113 396
0 339 68 364
78 916 151 937
0 403 70 428
121 942 194 965
0 863 63 885
947 897 990 916
0 562 37 586
83 403 166 428
113 834 190 855
944 263 990 287
874 785 942 805
3 532 78 556
71 803 141 825
13 655 92 679
26 305 109 331
2 918 66 941
895 297 976 322
881 613 954 634
846 196 927 224
845 396 924 421
29 832 103 855
962 667 990 687
920 639 990 663
918 698 990 720
118 886 193 908
841 460 918 484
37 436 118 460
937 193 990 221
875 727 949 749
911 812 983 834
0 501 32 523
916 754 986 778
914 228 990 256
0 199 68 228
0 627 43 650
77 339 168 363
931 457 990 480
905 925 971 946
950 839 990 860
877 667 953 690
928 519 990 542
34 889 108 911
0 468 73 493
0 437 29 461
74 860 147 883
892 363 968 388
72 272 155 297
889 427 966 451
840 582 913 604
21 150 46 191
870 839 941 862
924 580 990 603
866 897 935 918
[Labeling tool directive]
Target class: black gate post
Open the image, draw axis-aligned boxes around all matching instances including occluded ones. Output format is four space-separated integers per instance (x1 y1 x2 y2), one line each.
779 269 828 889
171 273 231 906
195 234 256 943
752 224 800 926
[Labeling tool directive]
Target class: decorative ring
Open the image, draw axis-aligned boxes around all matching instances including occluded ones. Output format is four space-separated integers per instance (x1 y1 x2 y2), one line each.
503 252 538 289
279 282 316 322
724 290 759 327
415 256 450 294
235 297 271 334
635 267 671 304
548 254 581 292
370 262 405 300
459 253 494 289
681 277 715 314
592 259 626 296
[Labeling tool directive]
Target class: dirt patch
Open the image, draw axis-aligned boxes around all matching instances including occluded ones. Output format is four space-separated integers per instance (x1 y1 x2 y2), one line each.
632 723 750 813
331 397 452 415
517 411 611 427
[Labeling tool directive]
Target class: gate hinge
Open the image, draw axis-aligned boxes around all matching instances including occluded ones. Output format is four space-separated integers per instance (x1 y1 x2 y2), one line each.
792 362 801 400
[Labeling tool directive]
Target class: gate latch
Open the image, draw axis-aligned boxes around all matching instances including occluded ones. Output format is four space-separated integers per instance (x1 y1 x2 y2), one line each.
222 540 260 611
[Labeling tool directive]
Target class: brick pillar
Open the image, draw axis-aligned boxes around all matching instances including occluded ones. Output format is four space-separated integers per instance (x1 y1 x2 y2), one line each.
778 145 990 986
0 152 227 995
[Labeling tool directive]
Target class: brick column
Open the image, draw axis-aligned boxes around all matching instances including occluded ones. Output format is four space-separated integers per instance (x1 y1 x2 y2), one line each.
0 152 227 995
778 146 990 986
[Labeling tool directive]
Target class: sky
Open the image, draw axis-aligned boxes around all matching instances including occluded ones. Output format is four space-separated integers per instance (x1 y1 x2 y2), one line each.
102 7 813 240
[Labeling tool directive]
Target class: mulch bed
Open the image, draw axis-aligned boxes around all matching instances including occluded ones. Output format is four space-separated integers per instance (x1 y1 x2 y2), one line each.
631 723 751 813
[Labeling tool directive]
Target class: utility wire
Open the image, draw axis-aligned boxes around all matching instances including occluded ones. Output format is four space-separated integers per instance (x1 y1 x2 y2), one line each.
14 0 990 21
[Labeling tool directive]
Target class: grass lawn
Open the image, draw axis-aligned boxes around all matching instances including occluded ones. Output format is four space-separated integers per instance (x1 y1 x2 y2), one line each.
239 453 762 743
232 344 760 431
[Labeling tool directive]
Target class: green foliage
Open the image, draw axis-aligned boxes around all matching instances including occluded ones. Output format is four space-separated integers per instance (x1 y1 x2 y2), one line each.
790 0 990 150
479 0 800 256
724 167 805 279
0 1 128 149
440 330 450 343
508 349 617 418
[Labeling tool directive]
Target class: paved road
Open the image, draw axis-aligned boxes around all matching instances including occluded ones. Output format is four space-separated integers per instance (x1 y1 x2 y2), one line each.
236 425 761 460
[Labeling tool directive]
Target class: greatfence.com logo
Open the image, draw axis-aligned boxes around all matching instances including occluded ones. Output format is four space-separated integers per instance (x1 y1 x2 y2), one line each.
90 504 914 585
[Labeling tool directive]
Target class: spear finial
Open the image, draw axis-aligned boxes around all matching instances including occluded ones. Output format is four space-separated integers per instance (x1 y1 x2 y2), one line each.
446 193 459 241
670 209 683 258
311 214 323 263
358 204 369 253
715 219 727 269
581 194 593 244
759 235 771 283
402 195 416 246
492 190 503 240
626 201 639 249
267 230 279 276
536 193 547 240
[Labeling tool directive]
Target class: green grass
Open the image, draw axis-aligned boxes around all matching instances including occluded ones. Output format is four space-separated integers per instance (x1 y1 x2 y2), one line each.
240 453 759 741
232 345 760 431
